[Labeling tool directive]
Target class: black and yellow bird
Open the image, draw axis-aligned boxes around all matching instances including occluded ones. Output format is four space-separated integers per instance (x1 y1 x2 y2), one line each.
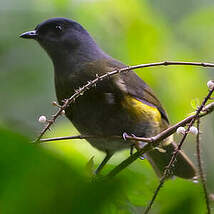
20 18 196 179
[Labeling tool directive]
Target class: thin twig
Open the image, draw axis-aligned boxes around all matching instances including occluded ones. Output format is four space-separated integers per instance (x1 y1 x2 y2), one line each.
39 135 122 143
35 61 214 142
143 178 165 214
39 102 214 143
143 87 214 214
196 119 211 214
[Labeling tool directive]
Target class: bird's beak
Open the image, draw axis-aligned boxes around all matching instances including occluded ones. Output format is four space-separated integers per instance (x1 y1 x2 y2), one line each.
19 30 38 39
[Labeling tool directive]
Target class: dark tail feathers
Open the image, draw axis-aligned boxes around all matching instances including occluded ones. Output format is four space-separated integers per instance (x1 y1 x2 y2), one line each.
146 142 197 179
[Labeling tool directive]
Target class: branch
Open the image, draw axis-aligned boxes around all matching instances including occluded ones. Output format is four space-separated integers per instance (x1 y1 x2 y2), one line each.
35 61 214 142
39 101 214 143
39 135 121 143
196 119 211 214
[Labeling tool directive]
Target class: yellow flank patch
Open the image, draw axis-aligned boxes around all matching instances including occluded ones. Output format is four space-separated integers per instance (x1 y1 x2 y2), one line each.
121 95 162 124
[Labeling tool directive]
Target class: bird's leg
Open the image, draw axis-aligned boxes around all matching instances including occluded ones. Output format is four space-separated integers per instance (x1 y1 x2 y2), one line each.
123 132 134 155
95 152 113 175
135 141 147 160
130 145 134 156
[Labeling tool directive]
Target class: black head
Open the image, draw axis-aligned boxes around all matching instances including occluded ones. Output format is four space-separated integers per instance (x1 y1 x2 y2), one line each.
20 18 98 60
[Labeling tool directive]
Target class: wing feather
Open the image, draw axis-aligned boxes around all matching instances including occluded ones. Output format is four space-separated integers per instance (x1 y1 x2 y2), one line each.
106 58 169 123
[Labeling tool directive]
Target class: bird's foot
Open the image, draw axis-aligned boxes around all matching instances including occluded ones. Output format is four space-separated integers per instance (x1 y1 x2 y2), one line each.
122 132 129 141
135 141 147 160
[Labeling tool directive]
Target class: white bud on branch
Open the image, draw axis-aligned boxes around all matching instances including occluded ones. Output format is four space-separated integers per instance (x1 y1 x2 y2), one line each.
52 101 61 108
52 101 58 106
61 110 65 115
38 115 47 123
207 80 214 90
189 126 199 136
209 193 214 202
176 127 186 135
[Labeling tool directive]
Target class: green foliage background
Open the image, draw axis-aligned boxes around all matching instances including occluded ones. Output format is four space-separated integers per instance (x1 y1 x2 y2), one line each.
0 0 214 213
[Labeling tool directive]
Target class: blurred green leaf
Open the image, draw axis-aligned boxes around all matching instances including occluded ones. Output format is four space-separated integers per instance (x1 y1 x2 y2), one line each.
190 98 200 111
158 178 205 214
85 155 95 176
0 127 126 214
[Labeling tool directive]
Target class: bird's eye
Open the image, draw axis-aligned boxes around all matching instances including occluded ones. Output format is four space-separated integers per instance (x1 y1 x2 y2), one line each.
55 25 62 33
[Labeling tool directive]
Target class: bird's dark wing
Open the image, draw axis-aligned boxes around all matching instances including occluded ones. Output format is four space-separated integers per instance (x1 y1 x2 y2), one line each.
105 58 169 124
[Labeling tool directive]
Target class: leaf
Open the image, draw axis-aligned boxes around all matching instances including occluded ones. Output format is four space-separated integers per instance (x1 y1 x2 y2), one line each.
85 156 95 176
0 127 124 214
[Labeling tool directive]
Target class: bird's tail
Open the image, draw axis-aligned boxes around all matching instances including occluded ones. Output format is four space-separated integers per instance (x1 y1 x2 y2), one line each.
145 142 197 179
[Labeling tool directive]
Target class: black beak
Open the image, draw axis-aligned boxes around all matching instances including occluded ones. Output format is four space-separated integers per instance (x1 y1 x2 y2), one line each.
19 30 38 39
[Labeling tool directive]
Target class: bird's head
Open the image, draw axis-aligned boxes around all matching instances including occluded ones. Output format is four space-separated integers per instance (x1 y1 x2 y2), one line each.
20 17 99 61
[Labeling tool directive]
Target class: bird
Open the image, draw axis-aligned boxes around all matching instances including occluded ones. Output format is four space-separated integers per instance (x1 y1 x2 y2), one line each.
20 17 196 179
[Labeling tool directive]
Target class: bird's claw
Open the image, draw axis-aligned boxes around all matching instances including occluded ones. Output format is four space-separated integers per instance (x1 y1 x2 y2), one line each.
122 132 129 141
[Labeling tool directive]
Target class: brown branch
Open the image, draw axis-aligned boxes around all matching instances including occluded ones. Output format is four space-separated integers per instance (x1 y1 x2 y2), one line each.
143 87 214 214
39 101 214 143
196 119 211 214
143 178 165 214
39 135 122 143
35 61 214 142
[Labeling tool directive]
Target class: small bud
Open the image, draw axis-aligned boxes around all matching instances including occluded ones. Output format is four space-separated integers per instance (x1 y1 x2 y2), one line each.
207 80 214 90
38 115 47 123
61 110 65 115
176 127 186 135
192 176 199 184
52 101 57 106
209 193 214 201
52 101 62 108
189 126 198 136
